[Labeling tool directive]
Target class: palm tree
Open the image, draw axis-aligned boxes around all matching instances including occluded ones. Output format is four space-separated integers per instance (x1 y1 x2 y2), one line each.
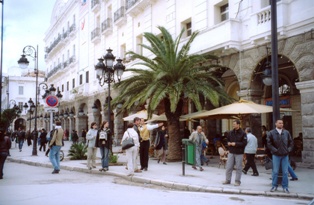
112 26 231 161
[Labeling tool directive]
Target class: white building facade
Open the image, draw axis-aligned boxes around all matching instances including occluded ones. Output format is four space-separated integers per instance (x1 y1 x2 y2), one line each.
1 69 45 131
44 0 314 166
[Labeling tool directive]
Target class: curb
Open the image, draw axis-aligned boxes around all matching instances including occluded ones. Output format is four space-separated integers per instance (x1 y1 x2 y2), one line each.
7 158 314 201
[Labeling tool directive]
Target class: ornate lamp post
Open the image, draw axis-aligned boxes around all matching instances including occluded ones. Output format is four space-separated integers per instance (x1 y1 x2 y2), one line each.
94 48 125 131
23 99 35 143
18 45 39 156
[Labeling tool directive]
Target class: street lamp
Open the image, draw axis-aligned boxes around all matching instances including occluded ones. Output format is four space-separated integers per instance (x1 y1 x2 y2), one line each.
18 45 39 156
94 48 125 131
23 99 35 139
0 0 4 119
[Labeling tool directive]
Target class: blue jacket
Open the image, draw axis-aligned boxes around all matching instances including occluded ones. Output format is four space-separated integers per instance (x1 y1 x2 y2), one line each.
267 129 294 156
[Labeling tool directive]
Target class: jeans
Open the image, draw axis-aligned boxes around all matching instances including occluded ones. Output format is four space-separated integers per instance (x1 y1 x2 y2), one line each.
288 164 298 179
225 153 243 183
194 146 202 168
18 140 24 150
49 146 61 171
272 155 289 189
99 146 110 169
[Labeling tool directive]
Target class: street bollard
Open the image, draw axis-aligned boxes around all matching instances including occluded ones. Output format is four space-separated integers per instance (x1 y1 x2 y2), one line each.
182 145 185 176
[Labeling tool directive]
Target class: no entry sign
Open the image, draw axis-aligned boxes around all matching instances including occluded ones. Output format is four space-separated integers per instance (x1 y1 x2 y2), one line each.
46 95 59 107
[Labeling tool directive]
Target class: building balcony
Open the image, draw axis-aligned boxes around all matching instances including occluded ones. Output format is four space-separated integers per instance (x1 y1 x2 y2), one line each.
91 27 101 43
114 6 126 27
125 0 157 17
69 23 77 38
68 55 76 67
101 18 113 36
91 0 100 13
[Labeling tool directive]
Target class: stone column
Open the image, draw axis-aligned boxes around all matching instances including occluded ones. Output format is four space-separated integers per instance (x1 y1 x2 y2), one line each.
296 80 314 167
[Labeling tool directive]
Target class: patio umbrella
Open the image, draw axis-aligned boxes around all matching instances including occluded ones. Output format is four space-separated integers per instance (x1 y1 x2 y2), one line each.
189 99 293 119
146 113 197 123
123 110 159 121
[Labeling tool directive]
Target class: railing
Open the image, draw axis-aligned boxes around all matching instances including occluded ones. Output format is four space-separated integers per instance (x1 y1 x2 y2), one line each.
114 6 125 22
91 27 100 41
45 23 76 55
47 55 76 78
101 18 112 32
257 8 271 24
125 0 138 10
91 0 100 9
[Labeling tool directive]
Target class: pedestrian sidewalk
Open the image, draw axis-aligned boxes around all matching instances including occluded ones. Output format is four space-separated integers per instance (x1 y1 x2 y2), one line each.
7 141 314 201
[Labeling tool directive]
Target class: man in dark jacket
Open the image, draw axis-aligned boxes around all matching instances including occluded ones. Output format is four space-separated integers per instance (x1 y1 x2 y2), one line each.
223 119 247 186
267 119 293 193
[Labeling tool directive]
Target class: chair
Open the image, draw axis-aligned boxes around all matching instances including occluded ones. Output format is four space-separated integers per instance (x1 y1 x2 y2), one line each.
218 146 228 168
255 148 267 164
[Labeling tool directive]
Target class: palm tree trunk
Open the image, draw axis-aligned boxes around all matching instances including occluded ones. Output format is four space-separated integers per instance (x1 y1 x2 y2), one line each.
164 98 183 161
167 118 182 161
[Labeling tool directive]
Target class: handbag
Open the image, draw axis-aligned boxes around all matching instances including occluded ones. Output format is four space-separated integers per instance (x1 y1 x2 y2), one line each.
264 156 273 170
121 131 135 150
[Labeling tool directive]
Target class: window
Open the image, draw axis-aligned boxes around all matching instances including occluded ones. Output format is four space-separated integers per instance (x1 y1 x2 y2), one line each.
220 4 229 22
120 44 126 60
72 78 75 88
18 86 23 95
62 84 64 92
181 19 192 37
186 22 192 37
86 71 89 83
67 81 69 91
18 102 23 110
79 74 83 85
136 35 143 55
73 44 76 57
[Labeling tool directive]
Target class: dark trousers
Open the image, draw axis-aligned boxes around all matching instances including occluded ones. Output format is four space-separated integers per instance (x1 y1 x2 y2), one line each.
39 142 46 152
0 152 8 178
243 153 258 174
140 140 150 169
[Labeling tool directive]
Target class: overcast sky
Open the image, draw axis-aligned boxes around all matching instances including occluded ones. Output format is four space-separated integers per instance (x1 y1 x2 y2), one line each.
1 0 56 74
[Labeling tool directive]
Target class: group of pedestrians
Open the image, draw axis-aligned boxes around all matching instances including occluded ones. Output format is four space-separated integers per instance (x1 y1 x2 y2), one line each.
122 117 164 176
220 119 296 194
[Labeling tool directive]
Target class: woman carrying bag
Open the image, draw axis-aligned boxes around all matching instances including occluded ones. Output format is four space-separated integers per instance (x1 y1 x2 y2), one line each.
95 121 112 172
121 123 140 176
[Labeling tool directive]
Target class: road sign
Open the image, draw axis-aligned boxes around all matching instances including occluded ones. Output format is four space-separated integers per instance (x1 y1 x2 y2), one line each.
44 107 58 112
46 95 59 107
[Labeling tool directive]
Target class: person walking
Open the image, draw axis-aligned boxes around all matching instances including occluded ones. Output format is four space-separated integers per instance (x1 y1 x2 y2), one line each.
81 129 87 143
72 130 79 144
122 123 140 176
17 127 25 152
48 121 64 174
189 126 208 171
267 119 294 193
95 121 112 172
39 128 47 152
139 118 162 171
132 117 142 173
86 122 98 170
242 127 259 176
154 125 168 165
223 119 247 186
0 129 11 179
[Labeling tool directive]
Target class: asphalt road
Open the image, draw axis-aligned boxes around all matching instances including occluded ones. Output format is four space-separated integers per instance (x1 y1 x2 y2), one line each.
0 161 311 205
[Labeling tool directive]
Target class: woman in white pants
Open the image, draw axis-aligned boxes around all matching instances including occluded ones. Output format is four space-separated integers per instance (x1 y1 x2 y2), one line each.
122 123 140 176
86 122 98 170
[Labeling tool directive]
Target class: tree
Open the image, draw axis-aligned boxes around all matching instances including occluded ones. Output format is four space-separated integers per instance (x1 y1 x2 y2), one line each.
112 26 232 161
0 108 20 132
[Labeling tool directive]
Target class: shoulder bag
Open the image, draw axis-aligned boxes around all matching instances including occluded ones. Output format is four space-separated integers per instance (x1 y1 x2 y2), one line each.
122 131 135 150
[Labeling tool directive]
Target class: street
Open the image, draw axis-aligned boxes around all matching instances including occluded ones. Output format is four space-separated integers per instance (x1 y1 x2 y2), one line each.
0 162 310 205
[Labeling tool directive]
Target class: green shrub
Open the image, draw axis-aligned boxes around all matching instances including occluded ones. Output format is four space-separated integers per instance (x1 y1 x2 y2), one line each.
67 143 87 160
109 152 119 163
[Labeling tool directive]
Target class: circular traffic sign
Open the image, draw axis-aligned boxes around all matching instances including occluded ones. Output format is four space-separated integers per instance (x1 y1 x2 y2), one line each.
46 95 59 107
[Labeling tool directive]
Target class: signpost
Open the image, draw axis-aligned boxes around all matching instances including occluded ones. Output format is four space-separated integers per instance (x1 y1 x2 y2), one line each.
45 95 59 131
